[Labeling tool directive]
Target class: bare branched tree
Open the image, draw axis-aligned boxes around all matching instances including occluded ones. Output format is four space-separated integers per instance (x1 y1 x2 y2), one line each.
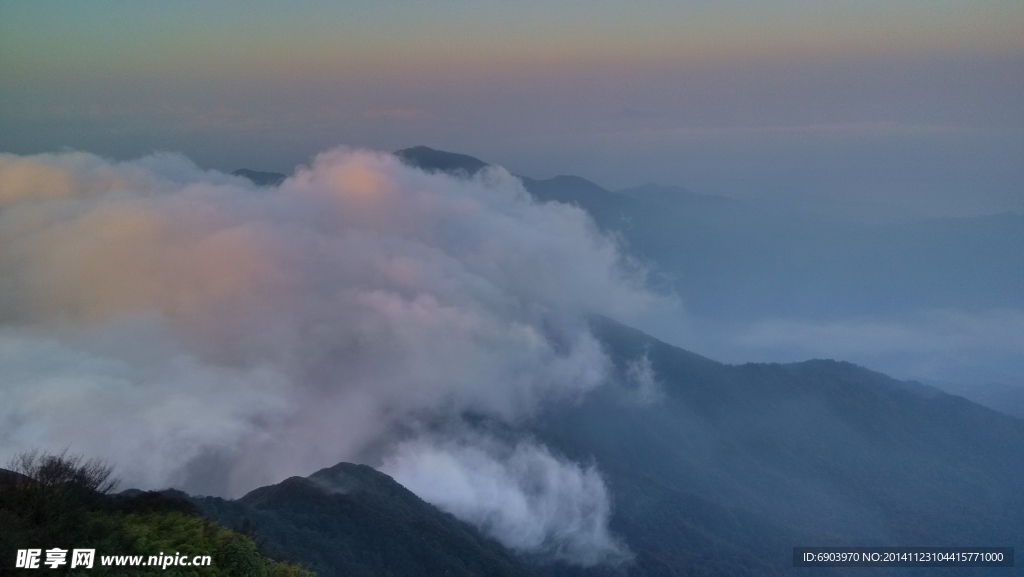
8 449 119 495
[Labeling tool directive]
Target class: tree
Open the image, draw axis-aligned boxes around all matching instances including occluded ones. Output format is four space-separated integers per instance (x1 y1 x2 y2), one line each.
8 448 119 494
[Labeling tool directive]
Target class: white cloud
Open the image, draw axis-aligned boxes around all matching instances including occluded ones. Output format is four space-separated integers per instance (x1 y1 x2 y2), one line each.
0 147 653 563
382 434 631 566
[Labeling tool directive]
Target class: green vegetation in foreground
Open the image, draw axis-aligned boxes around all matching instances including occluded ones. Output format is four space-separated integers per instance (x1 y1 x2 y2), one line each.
0 451 313 576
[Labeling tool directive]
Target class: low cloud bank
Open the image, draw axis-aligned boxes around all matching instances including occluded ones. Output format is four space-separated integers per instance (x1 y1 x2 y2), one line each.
382 434 631 566
0 147 654 564
714 309 1024 384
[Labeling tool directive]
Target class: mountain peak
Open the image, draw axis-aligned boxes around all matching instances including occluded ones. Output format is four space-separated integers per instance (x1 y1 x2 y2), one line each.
306 461 408 498
232 168 286 187
199 460 529 576
394 146 490 177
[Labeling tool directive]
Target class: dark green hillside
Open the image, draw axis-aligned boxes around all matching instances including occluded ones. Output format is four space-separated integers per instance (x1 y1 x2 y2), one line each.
0 455 308 576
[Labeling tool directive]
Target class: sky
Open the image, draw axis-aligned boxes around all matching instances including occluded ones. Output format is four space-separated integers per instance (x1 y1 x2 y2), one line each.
2 0 1022 216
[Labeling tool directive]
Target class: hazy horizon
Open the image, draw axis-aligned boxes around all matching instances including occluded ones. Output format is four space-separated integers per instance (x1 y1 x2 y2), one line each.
2 1 1022 218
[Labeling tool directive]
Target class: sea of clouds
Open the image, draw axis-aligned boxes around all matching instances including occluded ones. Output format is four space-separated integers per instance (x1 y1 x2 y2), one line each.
0 147 654 564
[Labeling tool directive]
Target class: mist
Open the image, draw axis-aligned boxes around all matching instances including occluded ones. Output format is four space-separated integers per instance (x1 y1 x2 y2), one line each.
382 433 631 566
0 147 657 564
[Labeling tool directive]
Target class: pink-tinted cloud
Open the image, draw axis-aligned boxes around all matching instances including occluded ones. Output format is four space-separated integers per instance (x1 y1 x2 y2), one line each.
0 147 656 563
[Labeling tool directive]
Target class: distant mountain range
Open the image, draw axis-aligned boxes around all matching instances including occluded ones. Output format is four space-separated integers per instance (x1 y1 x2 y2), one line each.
173 317 1024 576
537 317 1024 574
394 147 1023 387
395 145 731 209
393 146 1023 323
236 145 1024 402
213 148 1024 575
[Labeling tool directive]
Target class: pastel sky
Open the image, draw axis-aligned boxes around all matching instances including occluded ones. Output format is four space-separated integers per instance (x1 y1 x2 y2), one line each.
2 0 1022 215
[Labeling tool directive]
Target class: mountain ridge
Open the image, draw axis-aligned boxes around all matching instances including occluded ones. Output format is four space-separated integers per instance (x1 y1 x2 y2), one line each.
194 461 534 577
179 316 1024 576
237 145 1024 399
